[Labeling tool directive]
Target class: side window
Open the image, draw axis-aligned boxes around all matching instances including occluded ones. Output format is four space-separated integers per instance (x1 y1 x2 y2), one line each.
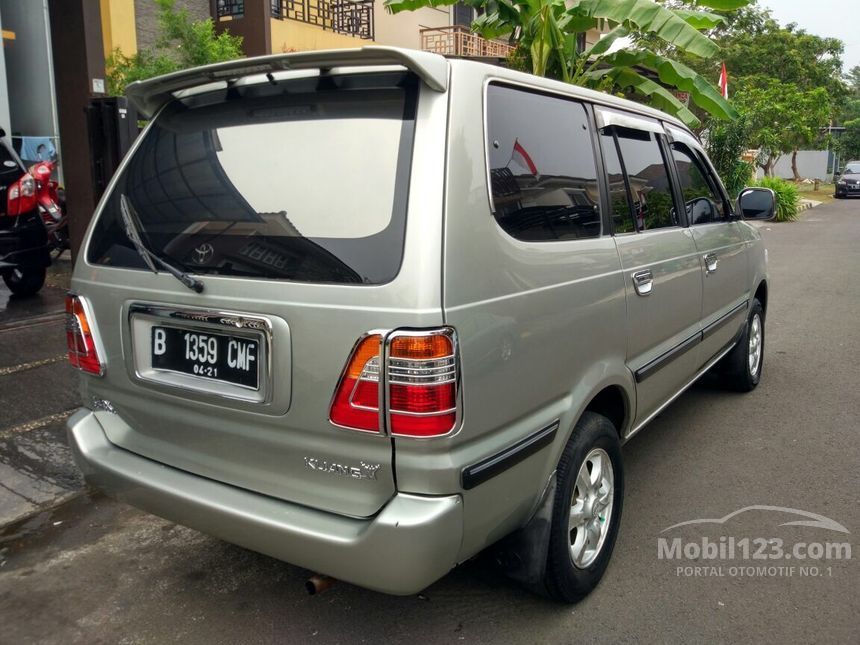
613 126 678 231
599 130 636 233
486 84 601 241
670 143 726 224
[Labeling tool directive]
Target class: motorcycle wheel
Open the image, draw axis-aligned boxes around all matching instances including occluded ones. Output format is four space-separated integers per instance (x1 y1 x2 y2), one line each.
3 266 47 297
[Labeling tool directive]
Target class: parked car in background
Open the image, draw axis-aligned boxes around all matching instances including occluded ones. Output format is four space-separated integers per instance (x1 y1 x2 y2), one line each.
65 48 776 603
835 161 860 198
0 127 50 296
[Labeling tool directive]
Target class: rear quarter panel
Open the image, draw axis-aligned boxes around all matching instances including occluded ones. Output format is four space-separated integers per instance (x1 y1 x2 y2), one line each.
393 61 633 560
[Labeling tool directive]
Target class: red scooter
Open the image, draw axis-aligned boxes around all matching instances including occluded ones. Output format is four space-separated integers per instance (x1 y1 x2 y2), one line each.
29 159 68 255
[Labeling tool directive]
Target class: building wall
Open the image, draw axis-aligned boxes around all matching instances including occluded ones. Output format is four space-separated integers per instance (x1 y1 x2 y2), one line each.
270 17 364 52
134 0 209 51
757 151 831 181
0 11 11 136
100 0 137 58
0 0 58 145
373 5 450 50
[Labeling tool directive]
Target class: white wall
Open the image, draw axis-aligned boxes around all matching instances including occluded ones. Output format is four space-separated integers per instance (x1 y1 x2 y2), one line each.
757 150 830 180
0 0 58 144
373 5 450 50
0 9 11 139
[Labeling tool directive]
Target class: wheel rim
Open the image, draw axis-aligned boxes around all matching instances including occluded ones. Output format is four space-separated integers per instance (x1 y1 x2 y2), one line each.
748 313 762 376
568 448 614 569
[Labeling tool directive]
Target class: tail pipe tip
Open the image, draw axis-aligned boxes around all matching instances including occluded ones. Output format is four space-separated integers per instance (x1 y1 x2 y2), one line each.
305 574 336 596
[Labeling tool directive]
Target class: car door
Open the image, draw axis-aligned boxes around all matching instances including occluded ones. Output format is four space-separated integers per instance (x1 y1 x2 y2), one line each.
666 126 749 366
596 108 703 430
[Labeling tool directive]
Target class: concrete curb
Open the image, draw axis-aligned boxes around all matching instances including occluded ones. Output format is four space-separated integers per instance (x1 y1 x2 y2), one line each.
798 199 821 213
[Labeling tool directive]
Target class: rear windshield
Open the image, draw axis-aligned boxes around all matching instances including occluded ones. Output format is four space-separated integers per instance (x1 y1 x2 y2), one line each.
87 72 417 284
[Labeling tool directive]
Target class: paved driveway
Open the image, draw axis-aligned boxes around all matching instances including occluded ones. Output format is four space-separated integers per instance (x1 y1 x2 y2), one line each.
1 201 858 643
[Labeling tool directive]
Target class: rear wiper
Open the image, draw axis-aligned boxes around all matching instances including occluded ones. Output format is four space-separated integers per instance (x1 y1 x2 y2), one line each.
119 193 204 293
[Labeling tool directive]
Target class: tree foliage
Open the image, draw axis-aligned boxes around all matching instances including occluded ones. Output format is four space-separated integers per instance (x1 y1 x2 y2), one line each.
651 2 845 177
732 79 830 175
836 66 860 162
704 114 752 197
385 0 747 127
106 0 243 96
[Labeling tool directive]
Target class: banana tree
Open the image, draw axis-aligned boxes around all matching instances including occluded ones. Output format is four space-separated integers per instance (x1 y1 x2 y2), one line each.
384 0 750 126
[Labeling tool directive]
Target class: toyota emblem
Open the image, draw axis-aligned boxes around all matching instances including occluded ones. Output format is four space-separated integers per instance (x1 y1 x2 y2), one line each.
193 243 214 264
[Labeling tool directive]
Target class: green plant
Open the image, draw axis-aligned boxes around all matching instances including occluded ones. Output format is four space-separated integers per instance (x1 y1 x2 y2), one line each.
385 0 748 127
106 0 243 96
705 115 753 198
753 176 799 222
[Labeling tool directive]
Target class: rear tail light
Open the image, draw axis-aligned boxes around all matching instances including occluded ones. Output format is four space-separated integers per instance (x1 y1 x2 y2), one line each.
328 328 459 437
6 174 36 216
388 331 458 437
329 334 382 432
65 294 105 376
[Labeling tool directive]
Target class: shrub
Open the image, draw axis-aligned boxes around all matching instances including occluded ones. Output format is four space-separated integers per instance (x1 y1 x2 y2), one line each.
753 176 800 222
705 115 754 199
106 0 243 96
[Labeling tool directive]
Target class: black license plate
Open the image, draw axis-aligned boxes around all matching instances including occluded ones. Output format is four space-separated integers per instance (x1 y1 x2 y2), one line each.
151 326 260 389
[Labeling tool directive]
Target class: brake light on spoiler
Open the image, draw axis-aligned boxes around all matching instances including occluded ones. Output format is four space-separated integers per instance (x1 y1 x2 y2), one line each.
329 328 459 437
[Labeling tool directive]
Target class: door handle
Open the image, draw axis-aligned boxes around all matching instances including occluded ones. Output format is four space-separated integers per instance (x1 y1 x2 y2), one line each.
704 253 718 274
632 269 653 296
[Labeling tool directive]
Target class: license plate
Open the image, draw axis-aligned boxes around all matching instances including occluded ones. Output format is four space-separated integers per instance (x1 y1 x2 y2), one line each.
151 326 260 389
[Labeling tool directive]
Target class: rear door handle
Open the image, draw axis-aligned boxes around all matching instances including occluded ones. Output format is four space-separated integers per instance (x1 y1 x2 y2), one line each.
704 253 718 274
632 269 653 296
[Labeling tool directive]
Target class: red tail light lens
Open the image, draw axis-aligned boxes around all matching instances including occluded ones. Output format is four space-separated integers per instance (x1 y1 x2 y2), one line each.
388 331 458 437
6 174 37 216
65 295 104 376
329 334 382 432
329 329 459 436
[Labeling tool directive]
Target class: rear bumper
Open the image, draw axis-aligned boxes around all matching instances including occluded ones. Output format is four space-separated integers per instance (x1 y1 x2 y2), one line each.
67 408 463 595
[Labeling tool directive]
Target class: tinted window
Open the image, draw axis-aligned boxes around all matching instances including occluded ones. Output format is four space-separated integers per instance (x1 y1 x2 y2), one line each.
670 143 725 224
486 85 601 241
599 130 635 233
613 127 678 231
87 72 416 284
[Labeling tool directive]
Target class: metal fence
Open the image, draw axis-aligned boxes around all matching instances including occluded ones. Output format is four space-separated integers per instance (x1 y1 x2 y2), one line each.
420 26 514 58
275 0 374 40
215 0 245 19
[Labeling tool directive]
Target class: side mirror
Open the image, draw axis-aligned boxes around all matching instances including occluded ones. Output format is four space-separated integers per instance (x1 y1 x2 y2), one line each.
0 127 5 138
737 187 776 221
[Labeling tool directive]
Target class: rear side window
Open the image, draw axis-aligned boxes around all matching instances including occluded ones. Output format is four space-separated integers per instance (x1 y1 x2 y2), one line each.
612 126 678 231
87 72 417 284
486 84 601 241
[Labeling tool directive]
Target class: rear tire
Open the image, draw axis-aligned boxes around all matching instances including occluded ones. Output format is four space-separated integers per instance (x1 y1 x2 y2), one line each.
2 266 46 297
543 412 623 603
717 298 764 392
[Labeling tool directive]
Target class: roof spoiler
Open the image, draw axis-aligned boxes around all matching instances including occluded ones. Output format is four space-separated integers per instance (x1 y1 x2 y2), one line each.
125 46 449 118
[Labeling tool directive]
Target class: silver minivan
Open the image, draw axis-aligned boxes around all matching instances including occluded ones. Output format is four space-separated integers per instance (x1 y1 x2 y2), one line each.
66 47 775 602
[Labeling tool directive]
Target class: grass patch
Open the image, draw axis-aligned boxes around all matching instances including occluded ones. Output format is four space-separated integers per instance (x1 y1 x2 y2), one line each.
795 181 835 204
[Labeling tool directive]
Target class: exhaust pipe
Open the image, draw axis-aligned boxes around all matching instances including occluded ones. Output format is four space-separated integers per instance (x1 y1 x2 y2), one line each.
305 574 336 595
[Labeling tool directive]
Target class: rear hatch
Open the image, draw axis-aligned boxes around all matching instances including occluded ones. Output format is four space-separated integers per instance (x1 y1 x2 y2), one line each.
74 69 444 518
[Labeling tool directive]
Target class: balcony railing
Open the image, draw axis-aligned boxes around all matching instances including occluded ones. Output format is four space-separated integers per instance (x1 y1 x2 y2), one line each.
420 25 514 59
215 0 245 18
274 0 374 40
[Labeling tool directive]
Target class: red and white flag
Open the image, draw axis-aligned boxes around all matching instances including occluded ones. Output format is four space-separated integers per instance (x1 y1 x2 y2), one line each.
718 62 728 99
511 138 538 176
